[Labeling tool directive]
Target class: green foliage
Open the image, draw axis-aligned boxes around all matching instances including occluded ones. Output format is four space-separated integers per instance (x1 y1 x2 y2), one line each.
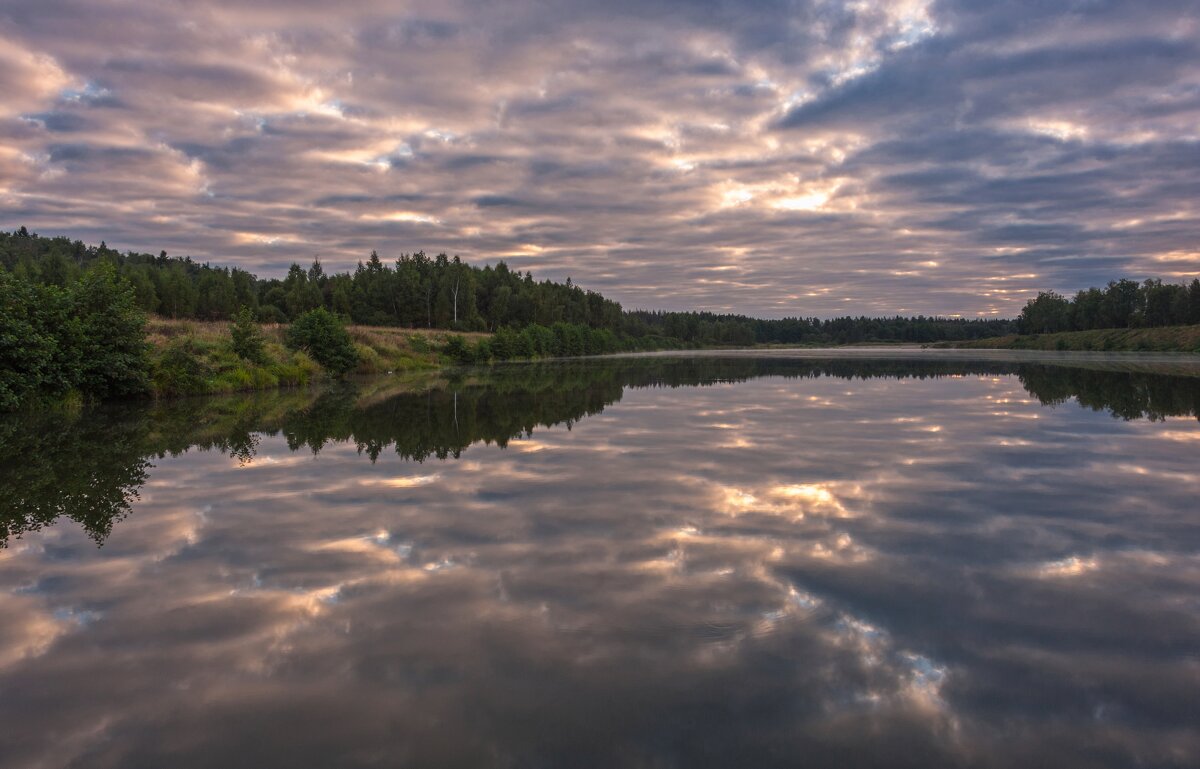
352 343 384 374
1 228 1023 350
148 332 322 397
152 337 214 395
72 263 150 398
0 263 148 409
230 306 267 363
408 334 432 353
512 328 535 358
18 227 1200 354
258 304 287 324
490 327 518 360
447 322 621 365
443 335 475 365
285 308 360 377
0 270 62 409
1018 291 1072 334
1019 278 1200 334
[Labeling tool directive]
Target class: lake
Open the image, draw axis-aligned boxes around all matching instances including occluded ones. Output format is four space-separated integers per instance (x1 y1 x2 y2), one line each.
2 352 1199 768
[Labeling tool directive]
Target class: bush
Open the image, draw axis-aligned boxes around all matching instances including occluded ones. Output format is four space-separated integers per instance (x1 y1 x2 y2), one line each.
443 335 474 364
1 263 150 409
551 322 586 356
272 351 320 386
523 324 556 356
408 334 431 353
353 343 383 374
258 304 288 324
230 306 267 363
0 270 61 409
71 263 151 398
490 327 518 360
285 308 359 377
513 330 535 358
152 337 213 395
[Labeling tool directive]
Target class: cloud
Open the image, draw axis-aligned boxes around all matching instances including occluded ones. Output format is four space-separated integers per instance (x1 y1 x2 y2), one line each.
1 0 1198 315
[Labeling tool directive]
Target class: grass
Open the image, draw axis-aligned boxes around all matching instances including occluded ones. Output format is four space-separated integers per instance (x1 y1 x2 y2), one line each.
343 324 489 374
935 324 1200 353
145 316 490 397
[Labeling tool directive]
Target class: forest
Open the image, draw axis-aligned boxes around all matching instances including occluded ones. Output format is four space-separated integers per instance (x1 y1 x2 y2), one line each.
12 225 1200 408
1018 278 1200 334
2 227 1015 348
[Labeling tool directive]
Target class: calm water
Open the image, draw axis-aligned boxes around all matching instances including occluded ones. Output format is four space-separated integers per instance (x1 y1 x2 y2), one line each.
2 354 1199 768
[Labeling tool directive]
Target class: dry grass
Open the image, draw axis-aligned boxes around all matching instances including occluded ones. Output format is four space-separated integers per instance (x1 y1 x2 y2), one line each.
345 324 489 342
148 316 485 343
147 317 287 346
145 315 492 378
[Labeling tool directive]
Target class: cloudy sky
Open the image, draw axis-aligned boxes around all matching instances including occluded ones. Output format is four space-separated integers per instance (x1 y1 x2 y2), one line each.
1 0 1198 316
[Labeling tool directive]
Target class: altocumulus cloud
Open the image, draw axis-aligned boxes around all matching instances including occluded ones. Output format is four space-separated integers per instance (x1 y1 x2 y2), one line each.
0 0 1197 316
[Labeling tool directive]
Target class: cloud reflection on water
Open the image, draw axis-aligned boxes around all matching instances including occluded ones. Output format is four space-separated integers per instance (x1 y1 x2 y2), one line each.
0 358 1198 767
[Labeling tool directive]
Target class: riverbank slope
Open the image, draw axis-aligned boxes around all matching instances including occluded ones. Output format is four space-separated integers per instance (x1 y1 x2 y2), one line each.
147 317 485 397
934 324 1200 352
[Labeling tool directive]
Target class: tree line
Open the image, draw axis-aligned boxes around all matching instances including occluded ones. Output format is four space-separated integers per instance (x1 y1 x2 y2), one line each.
2 227 1016 348
0 227 623 332
624 310 1016 346
1018 278 1200 334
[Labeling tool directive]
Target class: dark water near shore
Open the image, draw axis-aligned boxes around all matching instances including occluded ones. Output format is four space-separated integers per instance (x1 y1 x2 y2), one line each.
2 354 1199 768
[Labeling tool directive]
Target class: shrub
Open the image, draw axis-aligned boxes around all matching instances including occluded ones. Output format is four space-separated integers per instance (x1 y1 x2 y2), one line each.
258 304 288 324
271 351 320 386
513 330 535 358
353 343 383 374
230 306 267 363
152 337 213 395
1 264 151 408
0 270 60 409
285 308 359 377
523 324 556 356
408 334 431 353
550 323 586 356
72 263 151 398
443 335 474 364
490 327 517 360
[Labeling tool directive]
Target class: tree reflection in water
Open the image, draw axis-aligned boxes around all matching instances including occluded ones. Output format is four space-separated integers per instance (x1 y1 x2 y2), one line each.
2 356 1198 546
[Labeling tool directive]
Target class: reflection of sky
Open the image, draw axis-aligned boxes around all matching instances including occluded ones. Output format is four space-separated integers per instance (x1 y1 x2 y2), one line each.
2 374 1199 767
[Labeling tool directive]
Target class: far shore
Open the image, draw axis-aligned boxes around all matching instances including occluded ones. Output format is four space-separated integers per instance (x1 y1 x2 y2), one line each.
930 323 1200 353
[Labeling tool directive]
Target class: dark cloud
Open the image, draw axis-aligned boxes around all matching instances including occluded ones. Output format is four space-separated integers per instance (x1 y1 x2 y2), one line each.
0 0 1197 315
23 112 89 132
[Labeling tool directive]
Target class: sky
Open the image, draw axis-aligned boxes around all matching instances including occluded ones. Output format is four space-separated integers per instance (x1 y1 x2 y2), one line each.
1 0 1198 317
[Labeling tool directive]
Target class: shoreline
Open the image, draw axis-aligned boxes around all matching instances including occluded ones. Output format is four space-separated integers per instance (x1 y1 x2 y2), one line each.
931 324 1200 353
17 323 1200 412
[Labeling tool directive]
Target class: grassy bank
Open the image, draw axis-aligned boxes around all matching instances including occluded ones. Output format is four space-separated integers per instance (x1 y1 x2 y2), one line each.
147 316 487 397
935 324 1200 352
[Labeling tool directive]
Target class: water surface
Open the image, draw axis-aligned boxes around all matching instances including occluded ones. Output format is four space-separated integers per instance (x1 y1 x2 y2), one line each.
2 354 1199 768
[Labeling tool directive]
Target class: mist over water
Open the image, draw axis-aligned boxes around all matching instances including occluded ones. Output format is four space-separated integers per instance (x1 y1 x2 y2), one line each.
2 355 1199 768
